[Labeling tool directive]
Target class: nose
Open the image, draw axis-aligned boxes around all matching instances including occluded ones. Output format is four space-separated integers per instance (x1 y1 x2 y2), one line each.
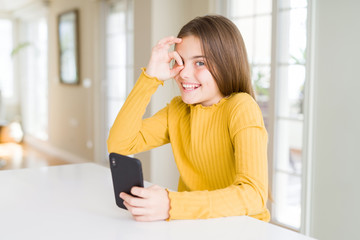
179 63 192 79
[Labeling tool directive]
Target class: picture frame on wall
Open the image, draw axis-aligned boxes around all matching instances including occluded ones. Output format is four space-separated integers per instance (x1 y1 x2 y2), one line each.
57 9 80 85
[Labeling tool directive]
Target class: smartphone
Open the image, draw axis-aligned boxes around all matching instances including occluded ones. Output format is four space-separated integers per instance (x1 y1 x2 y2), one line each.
109 153 144 210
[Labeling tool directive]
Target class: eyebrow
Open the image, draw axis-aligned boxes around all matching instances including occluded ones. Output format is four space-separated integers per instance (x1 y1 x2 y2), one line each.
191 55 206 59
178 55 206 62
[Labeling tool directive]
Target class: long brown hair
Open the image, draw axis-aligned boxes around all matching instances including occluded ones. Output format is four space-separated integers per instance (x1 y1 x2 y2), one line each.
177 15 254 99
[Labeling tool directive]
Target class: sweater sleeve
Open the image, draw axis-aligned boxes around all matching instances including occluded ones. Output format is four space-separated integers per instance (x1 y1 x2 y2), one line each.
167 97 270 221
107 69 170 155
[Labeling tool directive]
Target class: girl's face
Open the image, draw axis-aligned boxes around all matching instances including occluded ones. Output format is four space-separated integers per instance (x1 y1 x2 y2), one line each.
174 35 224 107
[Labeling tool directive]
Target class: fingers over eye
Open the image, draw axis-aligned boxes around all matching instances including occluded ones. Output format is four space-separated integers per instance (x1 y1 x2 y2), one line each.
169 51 183 66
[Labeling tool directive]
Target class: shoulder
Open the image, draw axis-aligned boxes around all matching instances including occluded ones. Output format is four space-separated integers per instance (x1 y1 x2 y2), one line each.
225 92 265 129
226 92 261 114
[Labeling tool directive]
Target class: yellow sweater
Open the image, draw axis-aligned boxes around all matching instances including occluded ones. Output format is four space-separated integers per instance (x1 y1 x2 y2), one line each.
107 69 270 221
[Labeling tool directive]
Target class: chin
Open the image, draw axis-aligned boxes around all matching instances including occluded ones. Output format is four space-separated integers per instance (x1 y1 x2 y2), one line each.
181 96 197 105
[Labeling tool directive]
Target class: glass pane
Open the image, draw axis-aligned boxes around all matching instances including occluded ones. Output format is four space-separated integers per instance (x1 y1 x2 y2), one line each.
277 65 305 117
233 18 254 63
107 1 126 35
254 15 272 64
252 66 270 126
22 19 48 140
0 19 14 99
289 8 307 64
252 65 270 101
276 119 303 174
229 0 254 18
127 0 134 31
255 0 272 15
279 0 308 9
107 68 126 99
37 19 49 139
107 34 126 67
105 0 134 161
278 8 307 64
252 65 270 128
274 172 301 229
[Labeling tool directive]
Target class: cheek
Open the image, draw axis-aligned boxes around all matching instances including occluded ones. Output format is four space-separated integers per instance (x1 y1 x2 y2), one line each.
195 69 215 85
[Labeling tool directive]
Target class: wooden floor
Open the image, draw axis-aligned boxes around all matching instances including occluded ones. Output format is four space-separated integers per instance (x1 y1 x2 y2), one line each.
0 142 69 170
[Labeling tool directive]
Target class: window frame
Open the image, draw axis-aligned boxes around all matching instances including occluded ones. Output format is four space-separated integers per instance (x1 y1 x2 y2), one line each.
98 0 134 164
0 17 15 121
11 4 49 142
222 0 314 233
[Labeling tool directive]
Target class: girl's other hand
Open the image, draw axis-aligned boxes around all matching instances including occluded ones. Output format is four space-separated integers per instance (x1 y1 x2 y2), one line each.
119 185 170 221
146 36 184 81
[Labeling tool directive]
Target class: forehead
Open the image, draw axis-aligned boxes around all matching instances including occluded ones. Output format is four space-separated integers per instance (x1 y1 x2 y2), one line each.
175 35 203 57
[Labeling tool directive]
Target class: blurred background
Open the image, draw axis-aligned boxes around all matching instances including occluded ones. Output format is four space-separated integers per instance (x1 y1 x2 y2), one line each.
0 0 359 239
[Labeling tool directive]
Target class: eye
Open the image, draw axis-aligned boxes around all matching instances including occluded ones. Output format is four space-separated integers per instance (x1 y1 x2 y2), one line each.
195 61 205 67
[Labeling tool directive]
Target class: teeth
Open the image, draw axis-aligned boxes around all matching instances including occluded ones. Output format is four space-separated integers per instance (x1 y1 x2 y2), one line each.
182 83 200 89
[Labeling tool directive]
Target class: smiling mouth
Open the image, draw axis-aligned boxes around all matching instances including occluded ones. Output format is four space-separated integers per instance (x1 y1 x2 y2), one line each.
181 83 201 91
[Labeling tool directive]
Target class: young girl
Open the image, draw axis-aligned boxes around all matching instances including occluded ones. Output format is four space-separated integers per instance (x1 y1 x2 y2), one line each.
107 15 269 222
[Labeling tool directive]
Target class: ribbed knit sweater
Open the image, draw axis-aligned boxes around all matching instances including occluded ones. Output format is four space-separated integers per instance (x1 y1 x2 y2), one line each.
107 69 270 221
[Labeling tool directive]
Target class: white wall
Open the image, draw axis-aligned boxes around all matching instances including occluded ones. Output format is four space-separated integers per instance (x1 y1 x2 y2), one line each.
47 0 99 162
310 0 360 239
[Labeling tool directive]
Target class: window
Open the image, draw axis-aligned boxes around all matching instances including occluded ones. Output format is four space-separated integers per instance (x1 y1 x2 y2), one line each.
229 0 272 129
226 0 311 231
274 0 309 230
0 19 14 120
21 18 48 140
102 0 134 160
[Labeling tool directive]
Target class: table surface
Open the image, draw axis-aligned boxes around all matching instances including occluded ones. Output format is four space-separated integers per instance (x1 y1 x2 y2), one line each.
0 163 315 240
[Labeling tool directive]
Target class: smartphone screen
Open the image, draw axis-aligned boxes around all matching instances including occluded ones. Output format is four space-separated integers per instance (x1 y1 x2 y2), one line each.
109 153 144 209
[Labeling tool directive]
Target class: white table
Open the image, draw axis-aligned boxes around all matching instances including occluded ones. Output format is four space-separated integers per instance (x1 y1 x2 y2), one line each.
0 163 315 240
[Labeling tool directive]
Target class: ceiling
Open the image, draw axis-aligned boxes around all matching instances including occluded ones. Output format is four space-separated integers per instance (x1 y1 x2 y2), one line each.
0 0 35 13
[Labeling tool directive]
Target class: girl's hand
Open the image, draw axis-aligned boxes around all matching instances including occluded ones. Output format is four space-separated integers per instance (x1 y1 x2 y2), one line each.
119 185 170 221
146 36 184 81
